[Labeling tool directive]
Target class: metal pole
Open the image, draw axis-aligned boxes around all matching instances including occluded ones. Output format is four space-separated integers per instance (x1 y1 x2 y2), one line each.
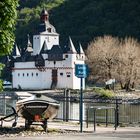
80 78 83 132
94 109 96 132
106 109 108 127
86 107 89 128
66 89 70 122
115 108 117 130
116 98 119 127
4 93 6 116
63 89 66 121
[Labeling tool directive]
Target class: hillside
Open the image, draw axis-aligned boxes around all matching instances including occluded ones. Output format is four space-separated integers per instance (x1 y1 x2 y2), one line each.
16 0 140 50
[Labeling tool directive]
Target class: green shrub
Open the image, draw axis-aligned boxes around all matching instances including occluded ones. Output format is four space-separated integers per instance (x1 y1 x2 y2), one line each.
94 87 114 98
0 80 3 92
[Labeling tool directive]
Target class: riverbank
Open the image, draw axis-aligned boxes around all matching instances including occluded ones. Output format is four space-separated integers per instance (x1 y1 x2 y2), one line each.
29 89 140 99
0 118 140 138
2 88 140 99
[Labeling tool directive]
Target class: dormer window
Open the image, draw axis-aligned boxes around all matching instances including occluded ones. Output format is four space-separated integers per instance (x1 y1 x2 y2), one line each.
47 28 51 33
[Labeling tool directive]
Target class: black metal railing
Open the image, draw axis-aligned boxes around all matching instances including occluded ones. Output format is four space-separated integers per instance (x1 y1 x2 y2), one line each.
53 92 140 126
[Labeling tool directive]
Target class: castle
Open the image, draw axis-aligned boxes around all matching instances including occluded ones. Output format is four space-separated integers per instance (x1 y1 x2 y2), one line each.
11 9 85 90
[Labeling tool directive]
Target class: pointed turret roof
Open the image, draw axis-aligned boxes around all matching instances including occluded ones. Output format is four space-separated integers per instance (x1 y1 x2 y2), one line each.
11 43 20 57
27 34 32 47
40 8 49 22
79 43 85 54
40 40 48 54
38 8 58 34
26 34 33 53
68 37 77 53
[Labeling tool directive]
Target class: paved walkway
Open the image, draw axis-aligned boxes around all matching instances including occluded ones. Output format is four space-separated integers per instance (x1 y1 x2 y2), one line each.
1 130 140 140
0 117 140 140
1 117 140 133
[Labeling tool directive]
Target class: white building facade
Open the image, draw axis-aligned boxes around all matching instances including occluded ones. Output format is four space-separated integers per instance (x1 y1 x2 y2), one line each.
12 9 85 90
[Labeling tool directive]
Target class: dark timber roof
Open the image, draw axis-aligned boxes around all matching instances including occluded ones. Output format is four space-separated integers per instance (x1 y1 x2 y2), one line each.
48 45 63 54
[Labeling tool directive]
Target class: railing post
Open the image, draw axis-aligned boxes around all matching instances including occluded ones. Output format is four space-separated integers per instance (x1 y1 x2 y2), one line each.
63 89 70 122
63 89 66 121
105 109 108 127
66 89 70 122
86 107 89 128
115 98 119 127
93 109 96 132
4 93 6 116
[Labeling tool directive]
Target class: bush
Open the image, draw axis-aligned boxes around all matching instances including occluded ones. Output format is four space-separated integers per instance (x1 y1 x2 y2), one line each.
94 87 114 98
0 80 3 92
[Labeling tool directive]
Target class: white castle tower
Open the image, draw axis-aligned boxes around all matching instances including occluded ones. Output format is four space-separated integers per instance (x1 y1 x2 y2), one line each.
11 9 85 90
33 9 59 55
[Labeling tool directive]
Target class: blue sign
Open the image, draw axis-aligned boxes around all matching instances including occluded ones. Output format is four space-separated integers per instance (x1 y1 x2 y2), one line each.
75 64 88 78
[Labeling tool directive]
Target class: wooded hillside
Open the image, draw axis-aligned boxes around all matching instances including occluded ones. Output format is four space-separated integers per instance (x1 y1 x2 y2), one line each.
16 0 140 49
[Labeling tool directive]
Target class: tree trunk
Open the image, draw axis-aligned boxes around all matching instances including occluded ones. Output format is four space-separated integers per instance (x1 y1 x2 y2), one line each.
120 81 125 89
124 80 131 91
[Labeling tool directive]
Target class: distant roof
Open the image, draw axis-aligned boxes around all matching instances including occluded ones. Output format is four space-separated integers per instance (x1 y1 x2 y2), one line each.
48 45 63 54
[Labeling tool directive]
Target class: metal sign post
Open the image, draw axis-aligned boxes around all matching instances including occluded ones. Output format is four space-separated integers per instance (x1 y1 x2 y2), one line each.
75 64 88 133
80 77 83 132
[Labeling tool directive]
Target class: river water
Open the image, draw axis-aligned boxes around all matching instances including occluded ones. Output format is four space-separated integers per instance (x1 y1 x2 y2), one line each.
57 101 140 124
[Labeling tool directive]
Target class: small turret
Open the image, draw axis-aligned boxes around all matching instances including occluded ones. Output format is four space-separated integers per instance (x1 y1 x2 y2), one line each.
26 34 33 53
11 43 21 58
40 8 49 22
27 34 32 47
79 43 85 60
68 37 77 53
79 43 85 54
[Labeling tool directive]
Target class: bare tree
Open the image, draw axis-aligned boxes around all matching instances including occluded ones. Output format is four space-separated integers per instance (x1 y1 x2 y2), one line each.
86 36 140 91
116 37 140 90
86 35 119 84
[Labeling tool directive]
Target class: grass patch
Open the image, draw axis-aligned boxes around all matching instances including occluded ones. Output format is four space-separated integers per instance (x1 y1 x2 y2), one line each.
93 87 115 98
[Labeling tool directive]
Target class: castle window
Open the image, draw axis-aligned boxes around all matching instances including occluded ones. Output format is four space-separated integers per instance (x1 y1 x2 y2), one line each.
65 55 68 58
23 73 24 77
32 73 33 76
47 28 51 33
67 75 70 77
27 73 29 77
60 73 63 76
18 73 20 77
36 73 38 76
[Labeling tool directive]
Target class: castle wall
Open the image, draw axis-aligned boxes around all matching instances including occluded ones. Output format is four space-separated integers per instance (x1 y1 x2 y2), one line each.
12 58 85 90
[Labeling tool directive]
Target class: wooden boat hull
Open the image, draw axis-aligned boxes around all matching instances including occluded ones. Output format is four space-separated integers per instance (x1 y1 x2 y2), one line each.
16 94 60 121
